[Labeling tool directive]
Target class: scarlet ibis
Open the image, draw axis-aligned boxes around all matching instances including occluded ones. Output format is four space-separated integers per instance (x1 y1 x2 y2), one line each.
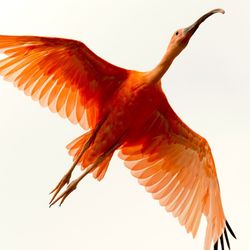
0 8 236 250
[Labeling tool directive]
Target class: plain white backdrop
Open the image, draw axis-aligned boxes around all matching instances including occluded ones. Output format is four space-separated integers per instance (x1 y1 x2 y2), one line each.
0 0 249 249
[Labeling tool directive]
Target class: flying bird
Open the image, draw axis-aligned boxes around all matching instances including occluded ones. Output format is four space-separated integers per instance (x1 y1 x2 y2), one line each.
0 8 236 250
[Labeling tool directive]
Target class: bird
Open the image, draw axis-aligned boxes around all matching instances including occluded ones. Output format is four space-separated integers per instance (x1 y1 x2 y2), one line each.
0 8 236 250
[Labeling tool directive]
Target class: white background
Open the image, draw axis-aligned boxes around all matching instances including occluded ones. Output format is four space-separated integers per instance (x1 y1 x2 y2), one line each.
0 0 249 249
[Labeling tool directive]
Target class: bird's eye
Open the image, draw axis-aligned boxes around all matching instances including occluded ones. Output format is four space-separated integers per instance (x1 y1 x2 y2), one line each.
175 31 179 36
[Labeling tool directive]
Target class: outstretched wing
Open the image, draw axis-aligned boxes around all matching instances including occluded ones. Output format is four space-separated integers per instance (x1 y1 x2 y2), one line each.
0 35 128 129
119 94 235 250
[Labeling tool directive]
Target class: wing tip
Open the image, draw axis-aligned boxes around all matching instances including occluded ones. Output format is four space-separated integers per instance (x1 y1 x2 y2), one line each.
214 220 236 250
225 220 236 239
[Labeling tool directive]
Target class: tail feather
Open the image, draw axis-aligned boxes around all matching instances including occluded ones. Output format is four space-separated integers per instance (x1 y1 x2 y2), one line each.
66 131 92 156
66 132 113 181
66 131 92 169
93 153 113 181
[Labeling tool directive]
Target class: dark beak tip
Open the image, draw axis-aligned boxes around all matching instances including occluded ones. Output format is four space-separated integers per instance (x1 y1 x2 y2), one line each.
216 8 225 14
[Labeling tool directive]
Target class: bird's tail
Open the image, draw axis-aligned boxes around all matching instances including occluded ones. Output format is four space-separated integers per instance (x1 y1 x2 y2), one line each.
67 132 92 161
66 131 113 181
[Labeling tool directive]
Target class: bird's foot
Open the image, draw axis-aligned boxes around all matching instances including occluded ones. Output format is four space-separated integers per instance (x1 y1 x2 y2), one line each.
49 179 78 207
49 172 72 205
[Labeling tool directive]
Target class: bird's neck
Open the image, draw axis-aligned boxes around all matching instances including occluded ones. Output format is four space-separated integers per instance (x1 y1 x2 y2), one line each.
147 49 176 83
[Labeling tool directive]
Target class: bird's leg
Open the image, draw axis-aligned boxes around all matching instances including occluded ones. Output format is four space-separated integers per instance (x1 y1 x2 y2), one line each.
49 120 107 205
49 139 121 207
49 157 102 207
49 138 93 204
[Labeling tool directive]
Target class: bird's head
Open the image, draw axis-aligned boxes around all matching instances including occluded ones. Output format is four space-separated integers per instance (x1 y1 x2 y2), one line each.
167 8 225 58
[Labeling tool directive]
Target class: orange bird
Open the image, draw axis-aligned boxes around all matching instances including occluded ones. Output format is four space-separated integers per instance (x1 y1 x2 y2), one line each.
0 8 236 250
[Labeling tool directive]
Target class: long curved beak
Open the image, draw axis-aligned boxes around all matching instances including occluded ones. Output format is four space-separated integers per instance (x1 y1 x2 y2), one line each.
184 8 225 37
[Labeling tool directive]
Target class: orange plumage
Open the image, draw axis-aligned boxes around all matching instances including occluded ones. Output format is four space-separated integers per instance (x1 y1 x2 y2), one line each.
0 8 236 250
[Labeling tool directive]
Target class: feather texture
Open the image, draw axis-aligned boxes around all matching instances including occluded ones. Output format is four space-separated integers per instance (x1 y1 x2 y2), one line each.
0 35 128 129
119 97 230 250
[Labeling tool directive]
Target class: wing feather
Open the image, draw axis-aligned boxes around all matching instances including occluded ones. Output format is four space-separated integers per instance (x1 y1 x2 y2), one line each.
0 35 128 128
119 95 234 250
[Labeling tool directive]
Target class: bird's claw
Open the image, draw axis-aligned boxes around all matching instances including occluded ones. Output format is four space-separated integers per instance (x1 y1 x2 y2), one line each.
49 173 72 205
49 179 78 207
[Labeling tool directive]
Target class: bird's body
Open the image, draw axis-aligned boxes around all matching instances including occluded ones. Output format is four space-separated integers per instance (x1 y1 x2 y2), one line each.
0 8 236 250
68 71 164 177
